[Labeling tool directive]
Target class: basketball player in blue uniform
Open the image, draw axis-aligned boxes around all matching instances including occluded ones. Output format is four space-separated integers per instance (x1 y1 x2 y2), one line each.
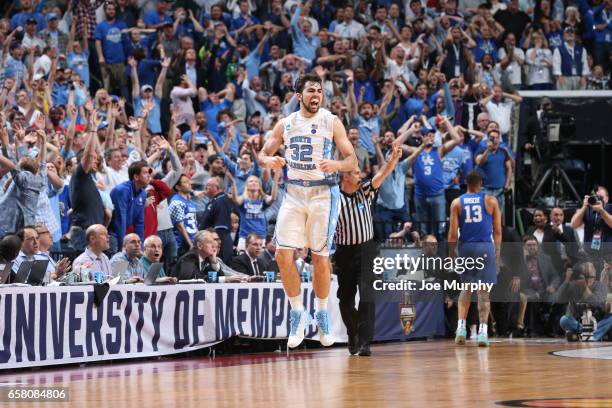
448 171 501 347
258 74 358 348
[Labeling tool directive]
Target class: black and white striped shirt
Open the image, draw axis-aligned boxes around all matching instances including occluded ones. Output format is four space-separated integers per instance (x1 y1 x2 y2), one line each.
336 180 376 246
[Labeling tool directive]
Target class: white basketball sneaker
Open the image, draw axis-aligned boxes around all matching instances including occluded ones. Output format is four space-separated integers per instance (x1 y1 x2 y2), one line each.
288 309 310 348
315 310 335 347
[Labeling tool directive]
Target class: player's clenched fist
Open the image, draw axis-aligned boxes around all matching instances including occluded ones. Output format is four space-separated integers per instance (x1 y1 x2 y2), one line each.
262 156 286 170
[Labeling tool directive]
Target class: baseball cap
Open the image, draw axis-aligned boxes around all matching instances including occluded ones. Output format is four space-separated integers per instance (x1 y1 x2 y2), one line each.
46 13 58 21
141 84 153 92
98 121 109 130
26 17 37 24
421 127 435 135
563 27 575 33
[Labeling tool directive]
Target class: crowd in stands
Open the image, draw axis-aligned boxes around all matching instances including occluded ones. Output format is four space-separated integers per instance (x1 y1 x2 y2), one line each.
0 0 610 340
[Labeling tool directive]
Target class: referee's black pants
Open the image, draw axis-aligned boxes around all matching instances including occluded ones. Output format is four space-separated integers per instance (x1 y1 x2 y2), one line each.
334 240 378 345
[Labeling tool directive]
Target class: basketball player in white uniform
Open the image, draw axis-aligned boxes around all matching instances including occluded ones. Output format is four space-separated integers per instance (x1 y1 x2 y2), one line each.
259 74 358 348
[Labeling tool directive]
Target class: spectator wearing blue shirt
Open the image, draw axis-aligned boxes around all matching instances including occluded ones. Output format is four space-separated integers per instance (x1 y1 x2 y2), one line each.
290 5 321 63
215 110 243 157
404 82 429 120
592 1 612 69
208 135 260 194
199 86 235 140
474 130 513 214
1 43 27 88
239 33 270 80
109 161 151 252
95 3 128 97
143 0 173 27
130 55 170 135
201 4 233 30
169 175 198 255
10 0 46 31
231 0 260 43
348 77 381 156
472 24 499 63
353 67 377 104
373 131 411 241
441 131 473 215
173 8 206 41
401 120 461 241
182 112 210 146
123 29 156 60
67 21 90 88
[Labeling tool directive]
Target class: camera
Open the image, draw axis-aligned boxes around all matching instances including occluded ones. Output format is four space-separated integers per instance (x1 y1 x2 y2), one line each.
587 195 602 206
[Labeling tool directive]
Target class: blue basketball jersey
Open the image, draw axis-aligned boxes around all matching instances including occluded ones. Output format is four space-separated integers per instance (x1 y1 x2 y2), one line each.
458 192 493 243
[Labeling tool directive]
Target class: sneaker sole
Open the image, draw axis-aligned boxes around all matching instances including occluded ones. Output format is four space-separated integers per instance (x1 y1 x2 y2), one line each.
478 340 489 347
455 336 466 345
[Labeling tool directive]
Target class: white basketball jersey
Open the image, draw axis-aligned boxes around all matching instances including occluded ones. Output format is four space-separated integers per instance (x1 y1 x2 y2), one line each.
282 108 336 182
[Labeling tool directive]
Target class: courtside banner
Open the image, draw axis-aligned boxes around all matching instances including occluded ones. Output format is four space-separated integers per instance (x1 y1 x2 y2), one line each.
0 283 347 370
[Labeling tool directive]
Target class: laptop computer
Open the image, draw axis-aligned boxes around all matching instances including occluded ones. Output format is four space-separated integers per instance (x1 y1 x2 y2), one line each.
0 262 12 284
177 262 205 283
27 260 49 286
144 263 164 285
111 260 129 279
14 261 34 284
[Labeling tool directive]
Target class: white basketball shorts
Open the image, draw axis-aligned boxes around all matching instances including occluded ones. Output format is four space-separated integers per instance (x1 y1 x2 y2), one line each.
274 184 340 257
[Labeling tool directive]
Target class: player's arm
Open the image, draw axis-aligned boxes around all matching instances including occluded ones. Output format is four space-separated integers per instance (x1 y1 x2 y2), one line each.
320 117 358 173
486 195 502 265
258 120 286 170
447 198 461 258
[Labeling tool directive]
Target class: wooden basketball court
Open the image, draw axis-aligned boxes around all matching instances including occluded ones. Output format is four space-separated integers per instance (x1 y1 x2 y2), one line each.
1 339 611 407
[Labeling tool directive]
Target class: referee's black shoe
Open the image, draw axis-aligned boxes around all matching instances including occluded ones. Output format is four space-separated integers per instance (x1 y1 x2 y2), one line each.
358 343 371 356
348 333 359 355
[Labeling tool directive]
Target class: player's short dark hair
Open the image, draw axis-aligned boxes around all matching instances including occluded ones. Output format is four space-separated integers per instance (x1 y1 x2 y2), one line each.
465 171 482 187
294 74 322 94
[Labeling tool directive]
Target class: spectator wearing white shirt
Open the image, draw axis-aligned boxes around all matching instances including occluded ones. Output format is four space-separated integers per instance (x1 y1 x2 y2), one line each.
377 42 417 96
22 18 46 50
496 33 525 89
170 74 197 134
102 148 129 189
333 5 366 40
479 84 523 137
525 32 554 90
72 224 113 281
552 27 590 90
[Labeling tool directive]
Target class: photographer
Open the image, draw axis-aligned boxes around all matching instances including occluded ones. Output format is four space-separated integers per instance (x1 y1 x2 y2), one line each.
557 262 608 341
570 186 612 271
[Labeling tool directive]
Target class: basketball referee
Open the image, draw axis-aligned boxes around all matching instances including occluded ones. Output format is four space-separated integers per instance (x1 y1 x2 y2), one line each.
335 144 403 356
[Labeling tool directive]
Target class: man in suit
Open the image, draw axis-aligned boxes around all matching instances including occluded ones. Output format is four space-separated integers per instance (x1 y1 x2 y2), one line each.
516 234 560 336
230 233 264 276
258 234 279 273
172 230 246 281
526 208 579 275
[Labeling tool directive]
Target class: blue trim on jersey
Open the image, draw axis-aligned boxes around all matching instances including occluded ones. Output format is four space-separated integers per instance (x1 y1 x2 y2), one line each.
287 179 337 187
313 185 340 254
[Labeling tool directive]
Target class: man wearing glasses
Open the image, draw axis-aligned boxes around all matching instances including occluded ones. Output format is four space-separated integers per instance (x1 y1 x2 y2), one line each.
12 225 71 283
